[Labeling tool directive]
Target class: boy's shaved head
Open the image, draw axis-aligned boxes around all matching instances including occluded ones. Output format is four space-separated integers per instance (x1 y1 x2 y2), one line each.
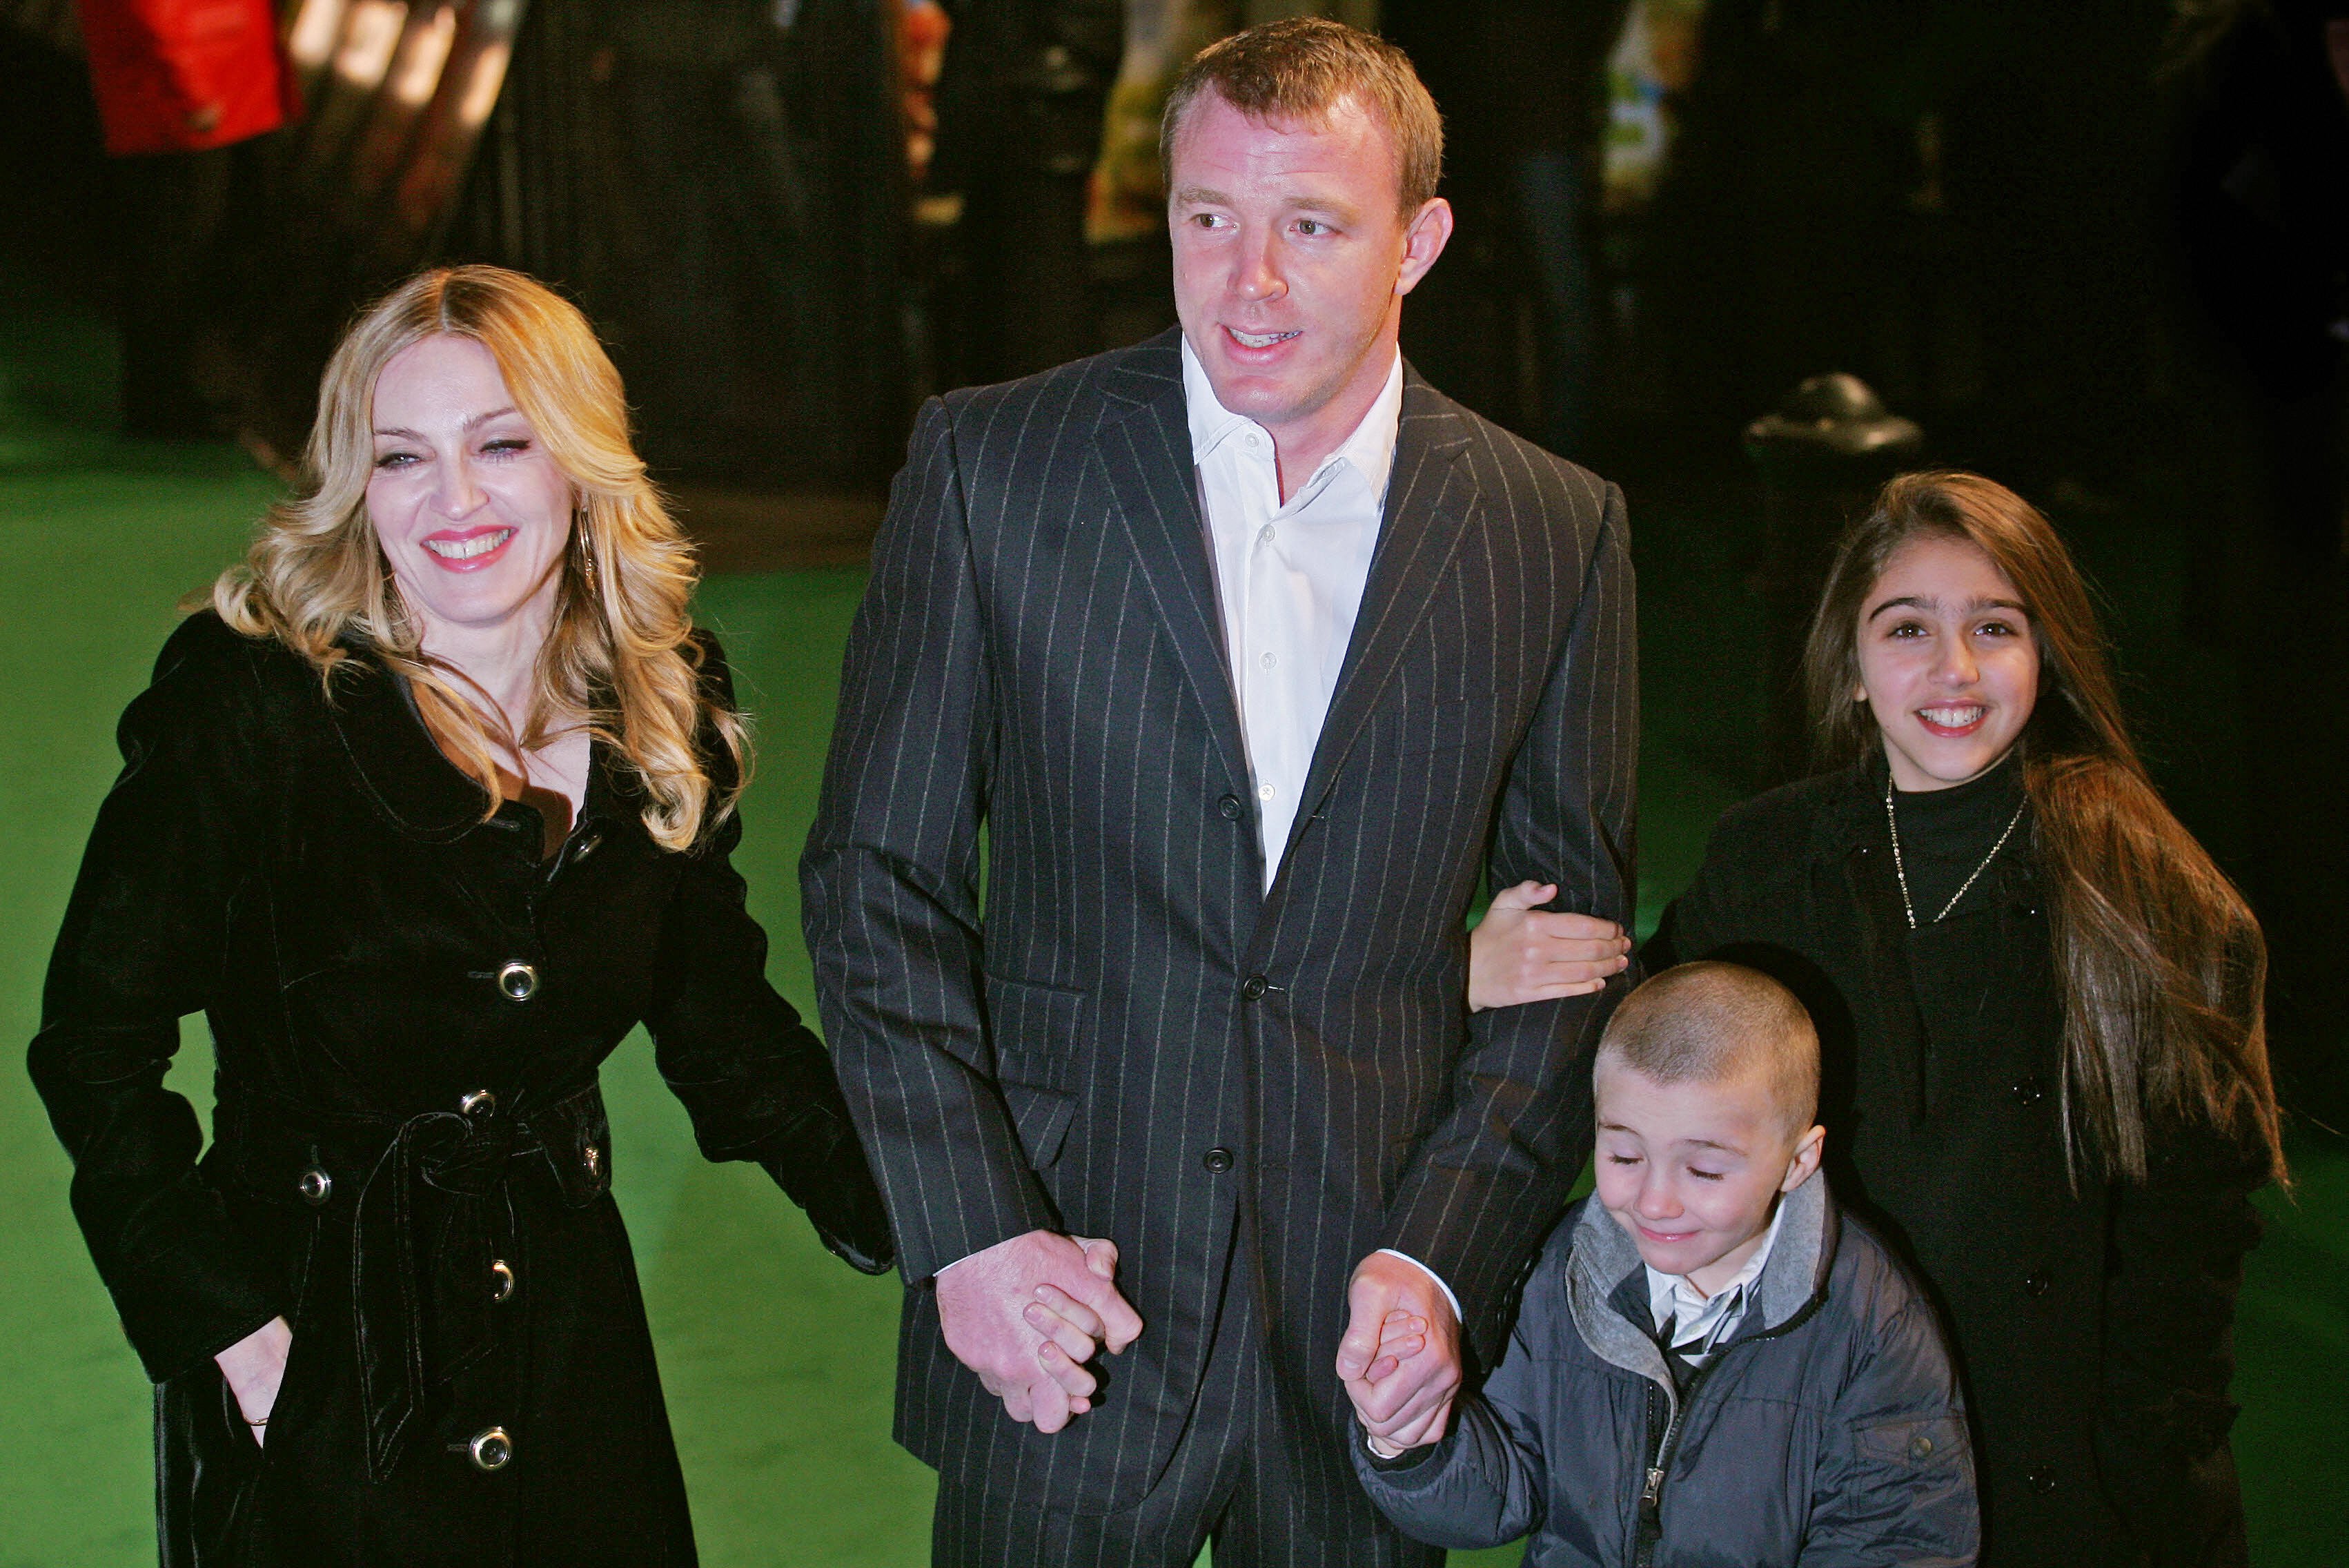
1598 962 1819 1133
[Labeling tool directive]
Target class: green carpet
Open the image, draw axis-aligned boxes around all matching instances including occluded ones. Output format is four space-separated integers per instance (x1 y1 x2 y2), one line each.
0 277 2337 1567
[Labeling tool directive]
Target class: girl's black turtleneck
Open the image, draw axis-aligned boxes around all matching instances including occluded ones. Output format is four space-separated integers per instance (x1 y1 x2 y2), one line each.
1888 752 2028 921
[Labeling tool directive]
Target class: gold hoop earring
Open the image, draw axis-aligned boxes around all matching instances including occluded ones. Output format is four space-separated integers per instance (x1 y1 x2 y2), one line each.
576 513 597 579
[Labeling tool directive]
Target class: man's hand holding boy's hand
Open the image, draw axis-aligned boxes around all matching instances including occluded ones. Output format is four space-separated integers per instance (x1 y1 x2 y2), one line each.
1337 1252 1462 1456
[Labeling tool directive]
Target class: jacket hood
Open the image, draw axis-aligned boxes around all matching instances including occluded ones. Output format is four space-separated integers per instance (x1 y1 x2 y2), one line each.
1563 1167 1838 1392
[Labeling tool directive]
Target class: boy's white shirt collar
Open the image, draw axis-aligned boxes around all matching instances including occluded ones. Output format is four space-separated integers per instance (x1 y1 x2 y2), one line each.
1644 1192 1790 1351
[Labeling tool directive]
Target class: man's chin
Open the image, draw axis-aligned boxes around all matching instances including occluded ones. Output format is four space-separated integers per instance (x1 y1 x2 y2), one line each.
1200 363 1326 430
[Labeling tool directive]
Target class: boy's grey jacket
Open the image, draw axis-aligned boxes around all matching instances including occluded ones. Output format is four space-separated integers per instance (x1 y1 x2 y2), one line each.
1352 1175 1979 1567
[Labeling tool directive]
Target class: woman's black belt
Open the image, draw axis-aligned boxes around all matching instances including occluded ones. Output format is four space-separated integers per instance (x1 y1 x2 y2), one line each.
211 1080 611 1480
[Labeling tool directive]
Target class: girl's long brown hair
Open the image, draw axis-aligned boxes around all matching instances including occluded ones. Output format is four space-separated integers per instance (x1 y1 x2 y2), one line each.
1802 471 2286 1185
212 266 747 851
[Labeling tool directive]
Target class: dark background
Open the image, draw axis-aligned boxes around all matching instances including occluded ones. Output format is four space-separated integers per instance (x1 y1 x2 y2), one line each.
3 0 2341 1188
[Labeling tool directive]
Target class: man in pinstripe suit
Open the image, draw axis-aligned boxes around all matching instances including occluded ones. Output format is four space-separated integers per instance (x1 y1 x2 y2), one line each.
803 19 1637 1565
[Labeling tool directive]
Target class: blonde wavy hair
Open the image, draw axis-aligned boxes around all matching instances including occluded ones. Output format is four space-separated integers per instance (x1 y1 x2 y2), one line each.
213 264 747 851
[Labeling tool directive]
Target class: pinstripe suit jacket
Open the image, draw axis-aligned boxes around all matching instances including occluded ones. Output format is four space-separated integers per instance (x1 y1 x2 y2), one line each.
801 329 1637 1524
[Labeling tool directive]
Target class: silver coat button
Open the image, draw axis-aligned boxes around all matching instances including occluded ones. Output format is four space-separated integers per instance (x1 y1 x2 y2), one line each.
297 1168 333 1206
490 1260 515 1302
460 1088 496 1119
496 961 539 1001
468 1427 513 1471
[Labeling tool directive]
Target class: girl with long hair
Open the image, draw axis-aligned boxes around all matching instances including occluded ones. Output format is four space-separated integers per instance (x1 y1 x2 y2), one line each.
1471 471 2284 1566
29 266 890 1566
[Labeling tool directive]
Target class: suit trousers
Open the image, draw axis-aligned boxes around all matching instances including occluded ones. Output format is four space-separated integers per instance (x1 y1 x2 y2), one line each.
930 1220 1444 1568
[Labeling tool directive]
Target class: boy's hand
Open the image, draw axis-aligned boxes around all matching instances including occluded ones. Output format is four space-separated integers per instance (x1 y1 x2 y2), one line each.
1350 1309 1440 1458
1362 1307 1428 1383
1469 882 1630 1012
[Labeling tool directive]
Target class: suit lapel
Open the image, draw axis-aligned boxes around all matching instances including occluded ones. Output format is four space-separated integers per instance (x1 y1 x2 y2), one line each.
1277 372 1479 875
1093 331 1254 803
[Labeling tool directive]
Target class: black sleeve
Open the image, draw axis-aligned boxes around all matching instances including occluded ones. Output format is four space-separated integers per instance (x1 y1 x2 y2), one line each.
2092 1115 2269 1568
26 618 285 1381
1382 480 1640 1366
801 398 1059 1284
640 642 891 1274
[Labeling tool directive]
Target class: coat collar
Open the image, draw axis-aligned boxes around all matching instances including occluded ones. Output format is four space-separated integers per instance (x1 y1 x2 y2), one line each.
325 649 493 842
1564 1170 1838 1400
323 642 629 847
1092 330 1257 831
1091 328 1483 892
1571 1170 1835 1339
1808 751 2040 908
1578 1166 1832 1363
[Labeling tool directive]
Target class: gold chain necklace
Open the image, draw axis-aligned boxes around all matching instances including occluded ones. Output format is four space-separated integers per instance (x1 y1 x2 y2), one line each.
1883 776 2028 930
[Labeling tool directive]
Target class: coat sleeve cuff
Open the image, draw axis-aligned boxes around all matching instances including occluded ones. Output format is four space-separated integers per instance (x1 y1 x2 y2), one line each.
111 1248 286 1386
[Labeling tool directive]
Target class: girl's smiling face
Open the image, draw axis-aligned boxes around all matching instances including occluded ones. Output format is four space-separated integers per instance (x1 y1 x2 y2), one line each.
1855 533 2041 792
366 334 573 640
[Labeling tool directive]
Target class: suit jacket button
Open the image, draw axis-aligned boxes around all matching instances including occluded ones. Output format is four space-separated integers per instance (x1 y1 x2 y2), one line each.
1203 1147 1234 1174
468 1427 513 1471
297 1168 333 1206
2027 1466 2057 1495
2024 1273 2051 1297
496 961 539 1001
1218 794 1244 821
2011 1075 2046 1105
1241 975 1268 1001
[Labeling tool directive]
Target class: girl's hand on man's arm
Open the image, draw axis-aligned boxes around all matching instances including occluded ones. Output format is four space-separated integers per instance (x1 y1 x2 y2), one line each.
1468 882 1631 1012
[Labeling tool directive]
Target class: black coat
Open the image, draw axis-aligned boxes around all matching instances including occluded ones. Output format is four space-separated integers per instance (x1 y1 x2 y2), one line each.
29 612 888 1567
802 331 1640 1533
1648 758 2266 1568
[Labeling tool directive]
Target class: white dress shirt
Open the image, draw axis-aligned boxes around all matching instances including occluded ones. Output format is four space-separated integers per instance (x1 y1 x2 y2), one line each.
1182 337 1402 892
1644 1195 1787 1369
1182 337 1459 1321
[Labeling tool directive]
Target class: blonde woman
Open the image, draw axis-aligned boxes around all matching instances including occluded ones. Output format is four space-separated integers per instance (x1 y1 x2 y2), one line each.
28 266 889 1567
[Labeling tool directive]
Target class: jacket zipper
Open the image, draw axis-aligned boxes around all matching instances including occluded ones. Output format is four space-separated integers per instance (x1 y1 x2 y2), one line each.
1635 1364 1709 1568
1629 1289 1832 1567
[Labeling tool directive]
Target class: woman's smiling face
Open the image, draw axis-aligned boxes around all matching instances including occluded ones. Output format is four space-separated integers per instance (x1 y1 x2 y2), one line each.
1854 533 2041 791
366 334 573 639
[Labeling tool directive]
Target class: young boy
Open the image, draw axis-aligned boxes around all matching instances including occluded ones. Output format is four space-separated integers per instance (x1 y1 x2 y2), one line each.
1347 962 1979 1567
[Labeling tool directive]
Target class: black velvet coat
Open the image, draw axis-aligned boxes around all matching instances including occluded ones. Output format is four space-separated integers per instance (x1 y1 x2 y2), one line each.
1648 758 2266 1568
29 612 888 1567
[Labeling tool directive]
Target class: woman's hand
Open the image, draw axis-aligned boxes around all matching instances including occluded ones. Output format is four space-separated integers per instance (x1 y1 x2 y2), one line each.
1468 882 1631 1012
215 1316 292 1446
